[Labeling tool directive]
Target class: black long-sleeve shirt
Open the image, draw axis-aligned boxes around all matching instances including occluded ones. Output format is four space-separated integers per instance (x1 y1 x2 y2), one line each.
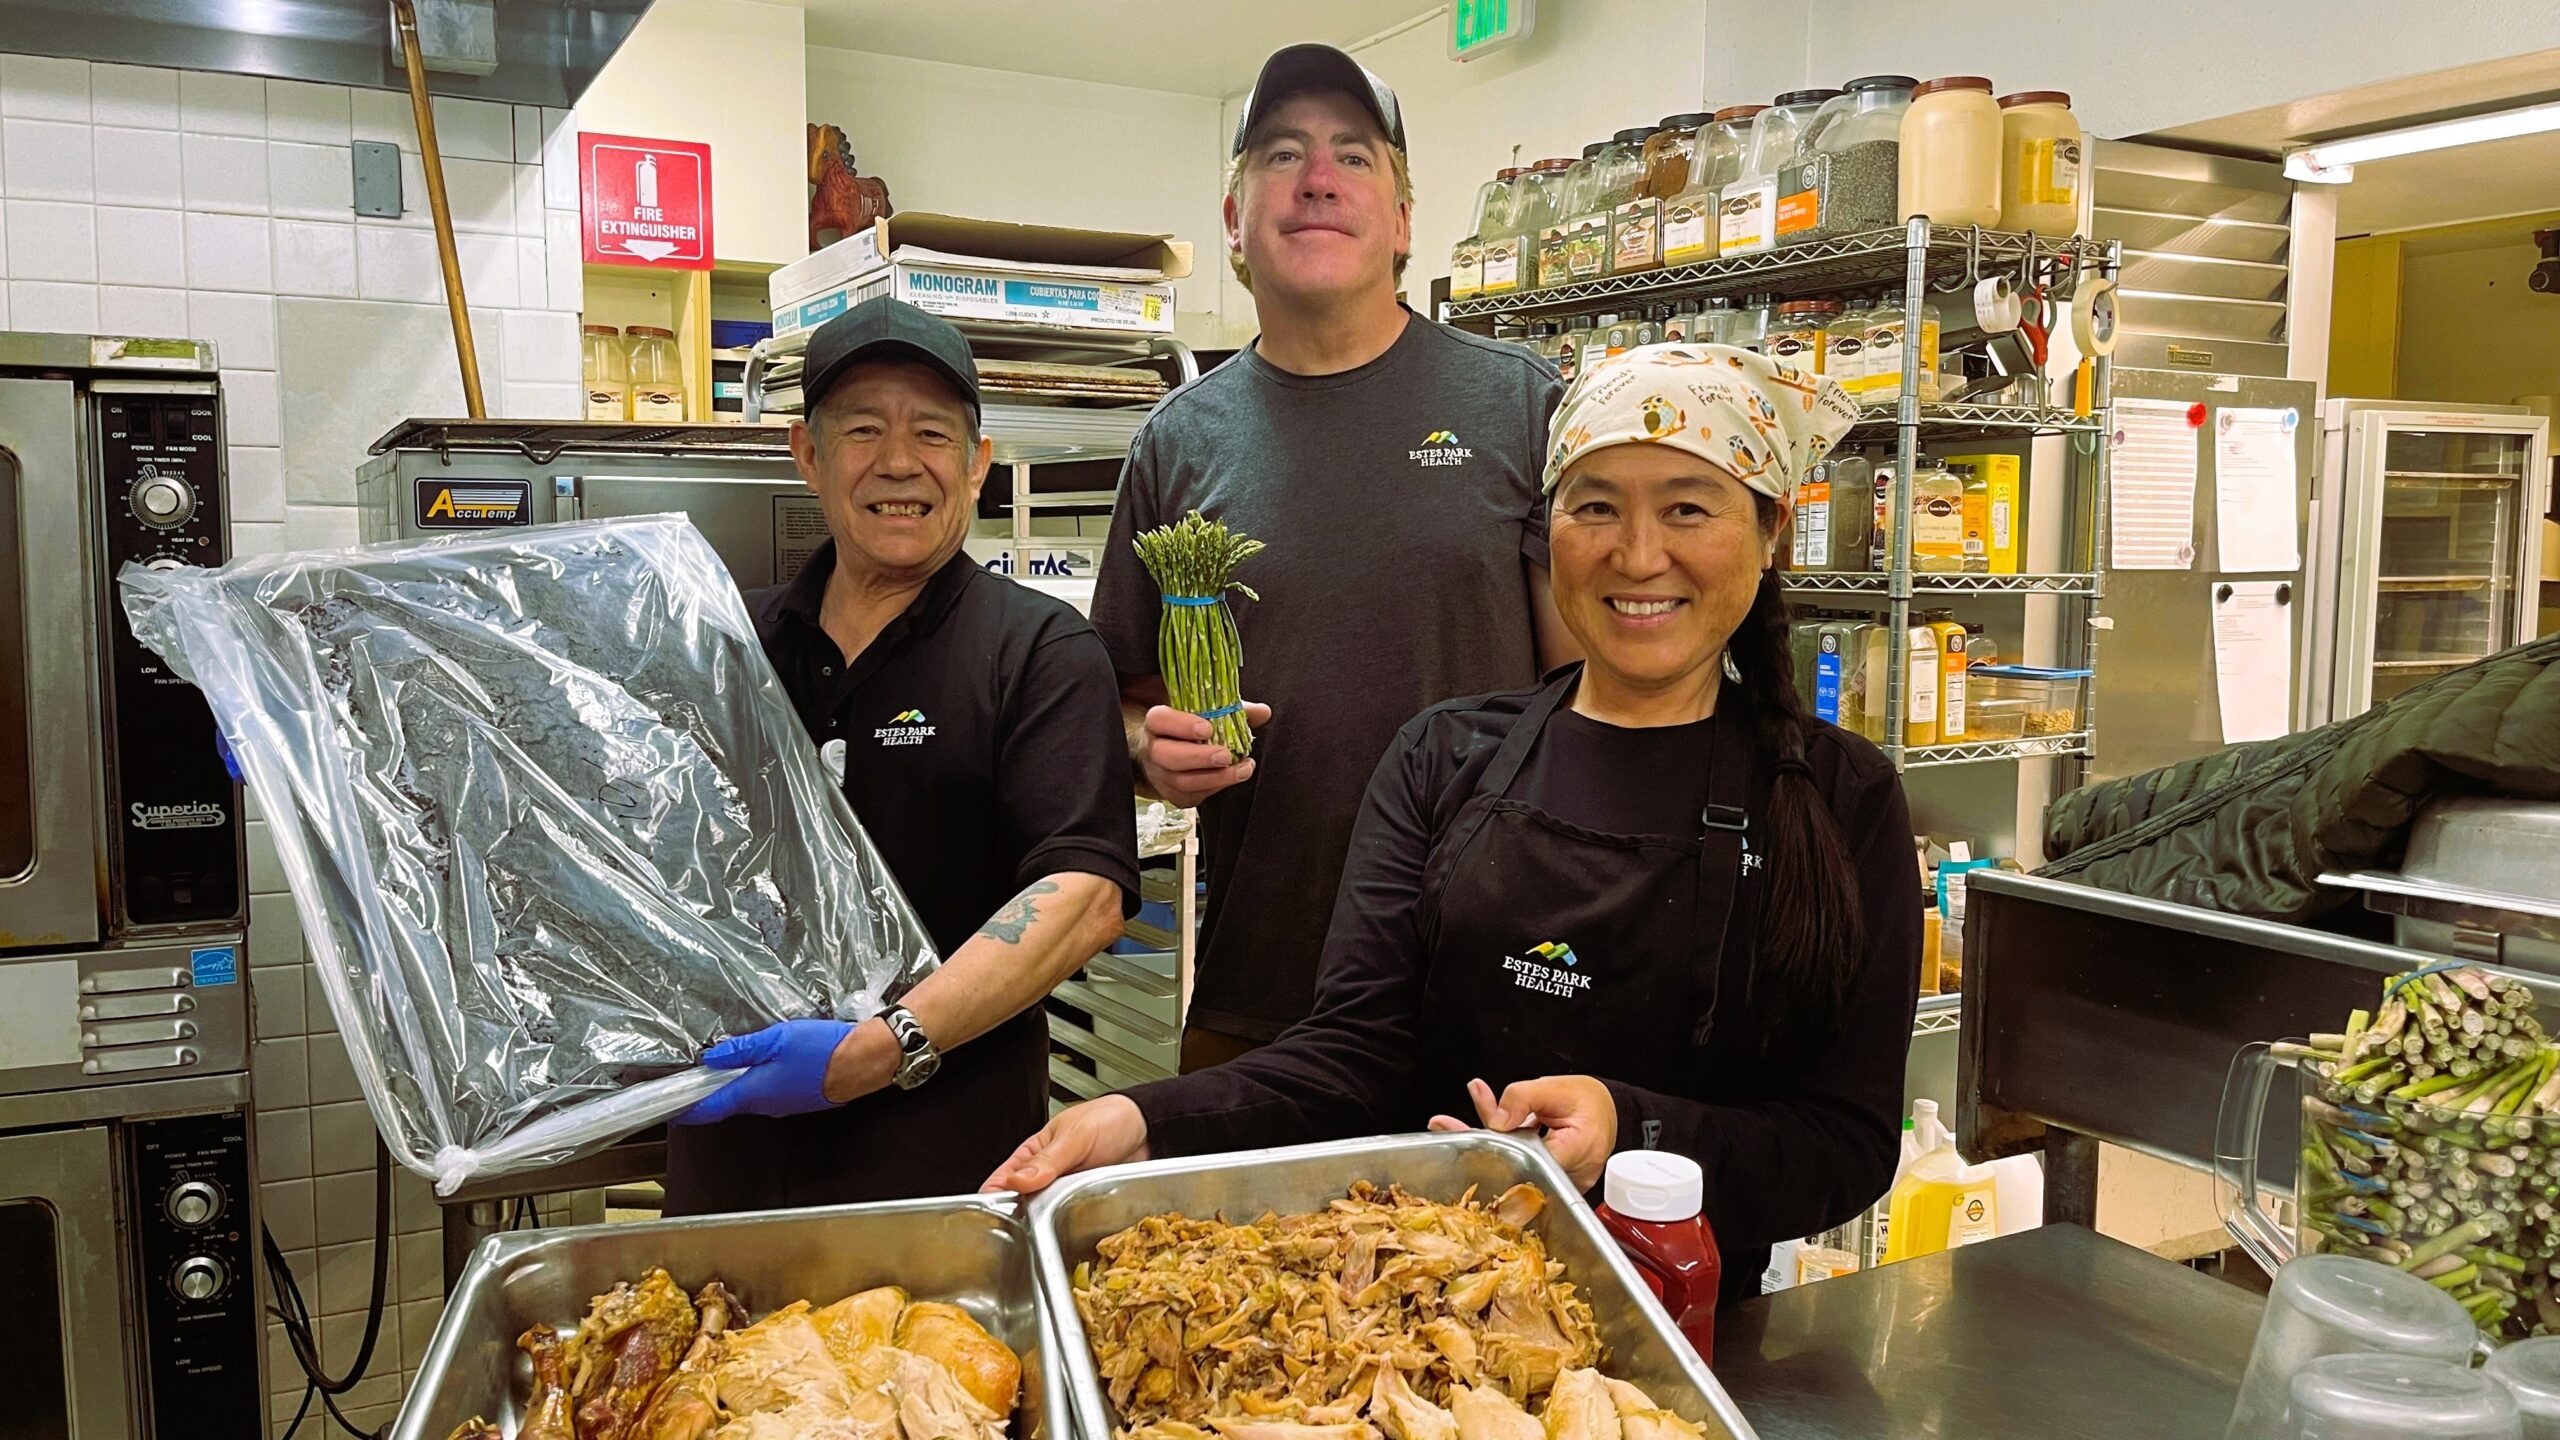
1128 686 1922 1300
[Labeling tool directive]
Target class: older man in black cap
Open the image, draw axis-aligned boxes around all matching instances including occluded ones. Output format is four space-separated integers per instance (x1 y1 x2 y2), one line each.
662 296 1139 1211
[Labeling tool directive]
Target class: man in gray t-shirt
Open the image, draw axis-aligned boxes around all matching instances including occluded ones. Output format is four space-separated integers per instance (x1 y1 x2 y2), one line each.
1090 44 1569 1065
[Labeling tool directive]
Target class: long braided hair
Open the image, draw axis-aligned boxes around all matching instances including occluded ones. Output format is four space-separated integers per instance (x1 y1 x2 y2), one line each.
1719 495 1867 1051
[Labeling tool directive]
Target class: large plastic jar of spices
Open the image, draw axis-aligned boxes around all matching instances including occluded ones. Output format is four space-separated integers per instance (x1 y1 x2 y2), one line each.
1727 90 1838 255
582 325 628 420
1541 147 1606 288
1997 91 2084 236
1599 127 1664 275
1767 300 1838 374
1900 77 2002 230
1663 106 1758 266
625 326 685 422
1487 161 1561 296
1788 75 1913 245
1450 168 1518 301
1642 114 1713 201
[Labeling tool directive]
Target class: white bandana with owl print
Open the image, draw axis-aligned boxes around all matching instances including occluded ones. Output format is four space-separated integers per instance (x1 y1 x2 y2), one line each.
1540 343 1860 502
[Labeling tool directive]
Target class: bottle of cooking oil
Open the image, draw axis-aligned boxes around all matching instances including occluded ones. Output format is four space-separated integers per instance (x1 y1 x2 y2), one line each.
1882 1103 1998 1263
1929 614 1971 741
1904 620 1941 747
1955 461 1992 573
1862 293 1906 403
1910 461 1965 573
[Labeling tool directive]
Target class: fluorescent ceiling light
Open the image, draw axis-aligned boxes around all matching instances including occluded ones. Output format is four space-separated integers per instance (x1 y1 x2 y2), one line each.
2285 99 2560 183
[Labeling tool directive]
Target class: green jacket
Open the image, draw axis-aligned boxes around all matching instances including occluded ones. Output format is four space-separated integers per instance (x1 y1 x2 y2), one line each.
2041 634 2560 920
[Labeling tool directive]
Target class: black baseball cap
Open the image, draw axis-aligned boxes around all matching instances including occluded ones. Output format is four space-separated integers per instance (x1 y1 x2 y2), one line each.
800 296 980 419
1232 43 1406 158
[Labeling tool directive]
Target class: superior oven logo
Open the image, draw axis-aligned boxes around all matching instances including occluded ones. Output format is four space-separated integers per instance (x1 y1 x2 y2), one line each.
1409 429 1475 467
1503 939 1591 998
874 708 935 747
414 477 532 529
131 799 227 831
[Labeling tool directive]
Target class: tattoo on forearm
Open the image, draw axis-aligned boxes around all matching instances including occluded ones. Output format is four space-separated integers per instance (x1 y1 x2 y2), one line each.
979 879 1060 945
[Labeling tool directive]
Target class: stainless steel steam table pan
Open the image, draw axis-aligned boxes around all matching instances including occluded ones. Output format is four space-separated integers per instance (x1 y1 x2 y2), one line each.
1027 1131 1759 1440
391 1191 1065 1440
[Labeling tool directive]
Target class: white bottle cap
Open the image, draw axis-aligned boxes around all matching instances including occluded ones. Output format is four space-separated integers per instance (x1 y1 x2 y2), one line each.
1605 1150 1704 1223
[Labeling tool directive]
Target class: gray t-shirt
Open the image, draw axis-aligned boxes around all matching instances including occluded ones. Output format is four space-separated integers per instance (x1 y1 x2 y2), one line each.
1092 310 1563 1041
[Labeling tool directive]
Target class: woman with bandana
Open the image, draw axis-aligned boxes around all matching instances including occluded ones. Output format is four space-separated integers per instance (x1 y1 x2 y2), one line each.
990 346 1920 1309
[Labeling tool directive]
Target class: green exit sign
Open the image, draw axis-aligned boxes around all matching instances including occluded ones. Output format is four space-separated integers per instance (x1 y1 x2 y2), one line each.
1450 0 1535 60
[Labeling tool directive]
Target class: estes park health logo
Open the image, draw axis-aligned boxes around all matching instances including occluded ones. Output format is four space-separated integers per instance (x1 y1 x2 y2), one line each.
875 709 935 746
1409 429 1474 467
1504 939 1590 998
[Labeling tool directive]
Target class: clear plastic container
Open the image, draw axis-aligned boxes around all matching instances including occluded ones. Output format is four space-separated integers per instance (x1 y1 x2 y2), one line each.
1812 618 1875 729
1601 126 1665 275
1768 299 1836 374
1449 167 1520 301
1662 300 1704 342
1826 297 1872 390
1968 664 2090 735
1783 75 1912 246
582 324 628 420
1697 295 1737 346
1642 113 1714 201
1910 461 1965 572
1485 159 1567 296
1730 292 1779 353
1664 105 1757 266
1900 76 2003 229
625 326 685 421
1631 308 1665 348
1998 90 2084 237
1794 452 1872 572
2484 1337 2560 1438
1557 314 1597 384
1967 697 2029 740
2223 1256 2482 1440
2284 1353 2521 1440
1724 90 1837 255
1543 144 1608 288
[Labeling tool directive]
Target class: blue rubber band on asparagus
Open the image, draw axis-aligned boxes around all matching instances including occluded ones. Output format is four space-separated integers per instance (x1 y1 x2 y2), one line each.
2388 959 2468 999
1194 702 1243 721
1162 595 1219 606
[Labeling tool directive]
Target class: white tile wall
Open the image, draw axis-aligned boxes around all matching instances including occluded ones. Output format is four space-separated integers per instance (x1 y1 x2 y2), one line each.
0 56 586 1435
7 119 94 201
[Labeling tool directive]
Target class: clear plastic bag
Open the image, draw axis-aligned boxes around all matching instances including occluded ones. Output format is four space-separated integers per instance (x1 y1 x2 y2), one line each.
119 517 939 1192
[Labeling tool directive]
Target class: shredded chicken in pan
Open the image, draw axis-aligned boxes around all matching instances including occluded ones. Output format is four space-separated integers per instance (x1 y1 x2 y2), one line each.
1071 1183 1707 1440
442 1271 1021 1440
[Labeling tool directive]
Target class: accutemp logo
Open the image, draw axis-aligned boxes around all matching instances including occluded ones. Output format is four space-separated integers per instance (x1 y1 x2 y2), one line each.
132 800 227 831
1409 429 1475 467
1503 939 1591 998
415 478 530 528
875 709 935 746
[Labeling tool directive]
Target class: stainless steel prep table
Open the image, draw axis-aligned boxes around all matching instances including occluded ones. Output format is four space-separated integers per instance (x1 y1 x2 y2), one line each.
1715 1224 2261 1439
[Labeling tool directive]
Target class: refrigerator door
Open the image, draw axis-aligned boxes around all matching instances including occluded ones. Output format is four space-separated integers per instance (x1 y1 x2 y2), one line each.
2328 409 2549 719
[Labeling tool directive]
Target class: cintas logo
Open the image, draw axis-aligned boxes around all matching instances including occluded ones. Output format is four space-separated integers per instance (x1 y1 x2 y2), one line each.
1409 428 1475 467
874 708 935 747
131 799 227 831
1502 939 1591 998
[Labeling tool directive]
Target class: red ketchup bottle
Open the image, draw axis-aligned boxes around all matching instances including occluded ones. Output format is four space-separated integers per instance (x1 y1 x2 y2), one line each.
1593 1150 1721 1364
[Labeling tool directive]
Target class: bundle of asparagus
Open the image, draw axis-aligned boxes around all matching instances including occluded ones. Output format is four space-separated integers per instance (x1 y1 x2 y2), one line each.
2292 962 2560 1338
1133 512 1263 761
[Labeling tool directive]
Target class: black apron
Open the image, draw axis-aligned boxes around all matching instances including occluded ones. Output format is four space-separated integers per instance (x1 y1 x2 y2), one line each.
1415 668 1763 1128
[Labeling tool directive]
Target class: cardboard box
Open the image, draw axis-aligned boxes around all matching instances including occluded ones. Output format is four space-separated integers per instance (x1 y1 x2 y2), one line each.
770 212 1193 312
775 265 1177 337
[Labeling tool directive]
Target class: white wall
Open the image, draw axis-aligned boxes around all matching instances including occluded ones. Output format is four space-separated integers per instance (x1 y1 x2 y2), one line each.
577 0 810 264
0 52 587 1438
2399 232 2560 405
805 45 1228 332
1803 0 2560 140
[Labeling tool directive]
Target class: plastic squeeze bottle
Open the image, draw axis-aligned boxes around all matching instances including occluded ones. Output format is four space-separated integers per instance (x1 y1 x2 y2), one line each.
1593 1151 1721 1364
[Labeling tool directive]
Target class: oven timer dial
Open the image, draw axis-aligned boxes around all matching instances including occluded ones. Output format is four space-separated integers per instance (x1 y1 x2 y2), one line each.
173 1254 228 1301
166 1178 225 1227
129 473 196 529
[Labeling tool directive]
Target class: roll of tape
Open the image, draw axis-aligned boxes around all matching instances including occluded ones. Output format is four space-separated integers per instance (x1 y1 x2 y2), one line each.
2072 278 2120 356
1974 275 2022 334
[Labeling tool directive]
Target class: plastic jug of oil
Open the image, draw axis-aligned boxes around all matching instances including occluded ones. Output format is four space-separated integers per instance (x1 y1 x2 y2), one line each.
1882 1102 1998 1263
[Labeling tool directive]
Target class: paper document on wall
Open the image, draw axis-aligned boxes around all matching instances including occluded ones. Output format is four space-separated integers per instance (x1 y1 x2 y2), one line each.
2214 407 2303 572
2212 581 2294 742
2111 399 2199 569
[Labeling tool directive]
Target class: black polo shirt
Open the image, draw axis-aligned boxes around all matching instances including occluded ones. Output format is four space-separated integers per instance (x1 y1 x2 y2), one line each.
660 542 1140 1212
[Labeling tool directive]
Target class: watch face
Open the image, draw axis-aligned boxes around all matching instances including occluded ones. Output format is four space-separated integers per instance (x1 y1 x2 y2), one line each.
899 1051 941 1089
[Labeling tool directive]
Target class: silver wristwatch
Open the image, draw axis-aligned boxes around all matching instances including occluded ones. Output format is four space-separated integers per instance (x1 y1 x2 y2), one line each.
882 1004 940 1090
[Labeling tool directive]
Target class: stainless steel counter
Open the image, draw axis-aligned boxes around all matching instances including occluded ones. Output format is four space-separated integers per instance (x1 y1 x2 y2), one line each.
1716 1225 2261 1439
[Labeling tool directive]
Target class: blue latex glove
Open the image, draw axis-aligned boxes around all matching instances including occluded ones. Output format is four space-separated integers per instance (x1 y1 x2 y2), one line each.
674 1018 853 1124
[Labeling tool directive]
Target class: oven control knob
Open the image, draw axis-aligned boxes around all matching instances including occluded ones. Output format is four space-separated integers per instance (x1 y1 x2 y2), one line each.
167 1179 224 1227
132 476 194 528
173 1255 227 1301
